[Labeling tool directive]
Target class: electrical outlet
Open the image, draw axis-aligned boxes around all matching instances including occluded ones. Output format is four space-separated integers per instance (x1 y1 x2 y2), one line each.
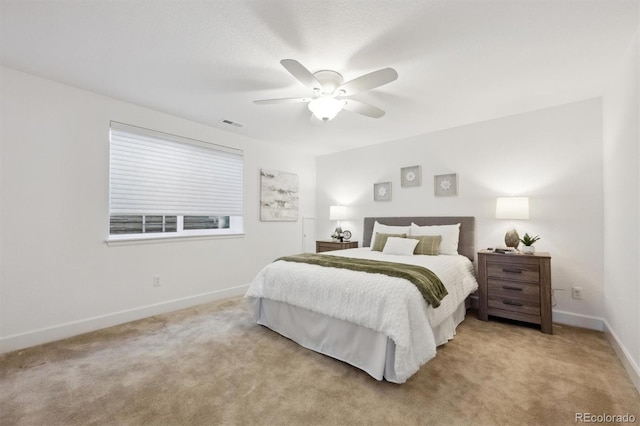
572 286 583 299
153 275 161 287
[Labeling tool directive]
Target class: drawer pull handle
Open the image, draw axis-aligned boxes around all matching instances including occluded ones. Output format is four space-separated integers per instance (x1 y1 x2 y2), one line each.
502 286 522 291
502 268 523 274
503 300 523 307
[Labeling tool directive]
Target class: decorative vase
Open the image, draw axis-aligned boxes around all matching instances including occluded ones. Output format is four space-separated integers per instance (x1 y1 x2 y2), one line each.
521 245 535 254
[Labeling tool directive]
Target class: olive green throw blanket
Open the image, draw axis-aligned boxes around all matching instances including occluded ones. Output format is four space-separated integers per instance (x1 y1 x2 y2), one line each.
276 253 448 308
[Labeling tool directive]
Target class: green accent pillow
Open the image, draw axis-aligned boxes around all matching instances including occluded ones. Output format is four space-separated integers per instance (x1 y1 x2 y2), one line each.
409 235 442 255
372 233 407 251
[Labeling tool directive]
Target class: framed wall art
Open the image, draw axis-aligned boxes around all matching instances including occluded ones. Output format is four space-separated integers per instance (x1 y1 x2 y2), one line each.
373 182 392 201
434 173 458 197
260 169 299 221
401 165 421 188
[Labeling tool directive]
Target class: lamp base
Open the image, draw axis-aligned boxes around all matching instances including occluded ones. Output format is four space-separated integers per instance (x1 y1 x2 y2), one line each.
505 228 520 249
331 226 343 242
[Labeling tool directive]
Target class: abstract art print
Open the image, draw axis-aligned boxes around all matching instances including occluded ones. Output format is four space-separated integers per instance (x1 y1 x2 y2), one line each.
260 169 299 221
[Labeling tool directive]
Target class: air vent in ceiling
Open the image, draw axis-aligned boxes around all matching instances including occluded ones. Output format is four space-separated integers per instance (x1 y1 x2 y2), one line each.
221 119 243 128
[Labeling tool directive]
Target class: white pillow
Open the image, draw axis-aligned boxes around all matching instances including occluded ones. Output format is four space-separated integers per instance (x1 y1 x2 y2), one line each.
382 237 419 256
370 221 410 249
410 223 460 255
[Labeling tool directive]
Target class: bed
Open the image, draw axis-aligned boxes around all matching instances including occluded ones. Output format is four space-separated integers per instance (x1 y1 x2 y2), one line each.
245 216 478 383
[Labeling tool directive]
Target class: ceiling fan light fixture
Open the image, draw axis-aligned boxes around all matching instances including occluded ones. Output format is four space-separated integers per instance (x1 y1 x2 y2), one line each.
308 97 345 122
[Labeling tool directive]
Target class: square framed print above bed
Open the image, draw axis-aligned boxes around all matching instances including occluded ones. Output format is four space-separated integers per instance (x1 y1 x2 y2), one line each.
401 165 421 187
260 169 299 221
434 173 458 197
373 182 392 201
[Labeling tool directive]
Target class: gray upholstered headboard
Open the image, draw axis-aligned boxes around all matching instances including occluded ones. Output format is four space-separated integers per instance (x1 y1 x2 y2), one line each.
363 216 476 261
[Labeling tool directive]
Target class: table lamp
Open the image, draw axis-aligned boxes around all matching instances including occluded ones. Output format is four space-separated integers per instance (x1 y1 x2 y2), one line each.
329 205 349 241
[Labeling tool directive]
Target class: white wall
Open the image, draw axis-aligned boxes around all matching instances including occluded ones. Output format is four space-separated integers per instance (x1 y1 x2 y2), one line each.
0 67 316 352
603 20 640 389
317 99 604 323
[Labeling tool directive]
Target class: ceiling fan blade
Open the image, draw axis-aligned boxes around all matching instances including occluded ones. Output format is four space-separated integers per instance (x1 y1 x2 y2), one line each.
338 68 398 96
343 99 385 118
253 97 312 105
280 59 323 91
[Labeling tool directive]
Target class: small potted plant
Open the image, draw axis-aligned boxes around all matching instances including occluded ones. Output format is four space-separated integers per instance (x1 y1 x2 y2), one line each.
519 233 540 254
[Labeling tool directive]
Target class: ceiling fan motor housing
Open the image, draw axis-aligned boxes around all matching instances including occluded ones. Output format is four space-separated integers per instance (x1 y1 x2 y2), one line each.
313 70 344 95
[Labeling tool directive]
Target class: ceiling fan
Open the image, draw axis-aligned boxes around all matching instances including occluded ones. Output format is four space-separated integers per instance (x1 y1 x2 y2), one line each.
253 59 398 122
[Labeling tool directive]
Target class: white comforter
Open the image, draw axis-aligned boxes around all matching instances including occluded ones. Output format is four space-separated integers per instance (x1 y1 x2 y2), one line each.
245 248 478 383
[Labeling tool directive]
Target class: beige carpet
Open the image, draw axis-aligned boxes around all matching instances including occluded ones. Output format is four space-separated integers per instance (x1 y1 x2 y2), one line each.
1 297 638 426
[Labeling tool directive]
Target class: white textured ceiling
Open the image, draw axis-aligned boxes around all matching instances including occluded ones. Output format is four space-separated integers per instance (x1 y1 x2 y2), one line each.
1 0 638 155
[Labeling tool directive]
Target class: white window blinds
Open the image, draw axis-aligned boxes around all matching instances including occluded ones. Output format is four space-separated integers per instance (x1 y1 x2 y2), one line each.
109 122 243 217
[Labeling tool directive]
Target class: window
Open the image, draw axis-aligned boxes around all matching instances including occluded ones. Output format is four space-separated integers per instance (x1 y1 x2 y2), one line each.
109 215 177 234
108 122 243 241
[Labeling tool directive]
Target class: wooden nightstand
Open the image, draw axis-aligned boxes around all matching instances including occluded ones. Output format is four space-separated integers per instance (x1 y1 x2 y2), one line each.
477 250 552 334
316 240 359 253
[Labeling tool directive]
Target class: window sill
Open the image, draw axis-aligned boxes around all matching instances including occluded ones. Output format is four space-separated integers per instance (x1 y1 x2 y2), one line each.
105 232 245 246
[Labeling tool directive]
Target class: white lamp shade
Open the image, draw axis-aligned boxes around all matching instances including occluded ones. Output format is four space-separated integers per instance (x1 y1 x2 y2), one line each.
496 197 529 220
308 97 345 122
329 205 349 221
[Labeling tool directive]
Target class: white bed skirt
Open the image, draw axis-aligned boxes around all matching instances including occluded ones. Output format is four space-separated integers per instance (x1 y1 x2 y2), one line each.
250 297 467 383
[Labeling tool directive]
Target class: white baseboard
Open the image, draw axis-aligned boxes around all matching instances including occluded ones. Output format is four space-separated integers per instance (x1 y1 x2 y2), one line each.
603 319 640 394
0 284 249 354
553 309 639 394
552 309 605 331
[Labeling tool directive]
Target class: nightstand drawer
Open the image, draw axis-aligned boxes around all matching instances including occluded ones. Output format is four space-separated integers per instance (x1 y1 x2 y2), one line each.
488 300 541 316
487 261 540 283
488 279 540 304
317 243 338 252
316 241 358 253
488 296 540 316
